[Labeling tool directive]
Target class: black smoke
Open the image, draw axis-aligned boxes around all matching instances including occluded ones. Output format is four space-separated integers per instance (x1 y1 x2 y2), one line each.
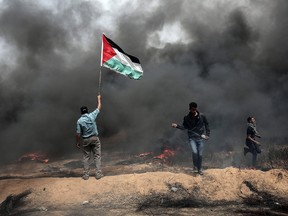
0 0 287 163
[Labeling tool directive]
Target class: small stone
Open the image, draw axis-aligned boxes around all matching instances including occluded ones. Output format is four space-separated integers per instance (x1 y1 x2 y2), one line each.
39 206 47 211
82 200 89 205
171 187 178 192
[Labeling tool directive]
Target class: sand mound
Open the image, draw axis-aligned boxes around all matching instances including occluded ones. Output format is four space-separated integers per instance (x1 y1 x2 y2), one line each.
1 154 287 215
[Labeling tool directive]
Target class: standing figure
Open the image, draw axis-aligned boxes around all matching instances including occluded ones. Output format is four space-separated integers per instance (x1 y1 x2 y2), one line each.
76 95 103 180
172 102 210 175
244 116 261 169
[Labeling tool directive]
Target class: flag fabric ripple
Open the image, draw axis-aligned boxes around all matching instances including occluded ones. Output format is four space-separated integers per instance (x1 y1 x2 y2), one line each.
101 34 143 80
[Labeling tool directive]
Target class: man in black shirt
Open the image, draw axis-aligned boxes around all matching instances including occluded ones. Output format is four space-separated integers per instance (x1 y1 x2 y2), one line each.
172 102 210 175
244 116 261 169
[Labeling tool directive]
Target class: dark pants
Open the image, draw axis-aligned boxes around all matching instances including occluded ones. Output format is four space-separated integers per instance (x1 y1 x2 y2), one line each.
246 142 261 167
82 136 101 176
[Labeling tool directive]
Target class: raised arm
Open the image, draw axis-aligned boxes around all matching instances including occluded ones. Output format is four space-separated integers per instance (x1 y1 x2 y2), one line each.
97 94 101 111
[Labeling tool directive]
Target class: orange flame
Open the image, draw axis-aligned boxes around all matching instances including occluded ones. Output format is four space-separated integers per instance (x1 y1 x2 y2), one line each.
18 152 49 163
154 149 176 163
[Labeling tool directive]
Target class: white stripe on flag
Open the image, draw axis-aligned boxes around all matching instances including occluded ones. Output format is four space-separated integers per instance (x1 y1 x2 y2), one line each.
114 49 143 73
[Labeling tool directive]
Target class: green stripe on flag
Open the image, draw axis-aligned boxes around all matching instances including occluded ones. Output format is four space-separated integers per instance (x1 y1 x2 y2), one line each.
103 58 143 80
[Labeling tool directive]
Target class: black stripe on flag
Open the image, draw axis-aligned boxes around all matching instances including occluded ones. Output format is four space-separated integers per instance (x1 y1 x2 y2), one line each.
104 35 141 64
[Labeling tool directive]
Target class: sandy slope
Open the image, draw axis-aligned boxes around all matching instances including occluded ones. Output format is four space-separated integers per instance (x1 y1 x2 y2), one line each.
1 164 288 215
1 150 288 215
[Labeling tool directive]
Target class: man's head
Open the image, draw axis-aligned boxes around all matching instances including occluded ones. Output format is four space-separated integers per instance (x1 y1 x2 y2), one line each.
189 102 197 114
247 116 256 124
80 106 88 114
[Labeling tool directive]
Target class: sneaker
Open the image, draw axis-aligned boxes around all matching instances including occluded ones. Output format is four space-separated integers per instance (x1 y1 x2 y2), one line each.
82 174 89 180
192 166 198 173
95 173 104 180
198 170 204 175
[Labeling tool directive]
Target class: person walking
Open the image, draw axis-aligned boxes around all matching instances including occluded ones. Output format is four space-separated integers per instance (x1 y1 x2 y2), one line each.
244 116 261 169
76 95 103 180
172 102 210 175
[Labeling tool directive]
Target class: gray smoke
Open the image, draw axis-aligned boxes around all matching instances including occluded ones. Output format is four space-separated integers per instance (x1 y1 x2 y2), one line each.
0 0 287 163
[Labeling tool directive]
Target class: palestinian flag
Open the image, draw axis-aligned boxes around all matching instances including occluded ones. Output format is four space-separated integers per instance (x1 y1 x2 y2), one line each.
101 34 143 80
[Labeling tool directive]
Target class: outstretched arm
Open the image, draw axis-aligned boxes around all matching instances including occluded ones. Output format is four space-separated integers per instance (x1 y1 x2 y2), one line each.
171 123 185 130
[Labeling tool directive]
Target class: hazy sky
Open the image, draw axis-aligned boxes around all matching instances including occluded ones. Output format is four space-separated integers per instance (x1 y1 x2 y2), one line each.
0 0 287 163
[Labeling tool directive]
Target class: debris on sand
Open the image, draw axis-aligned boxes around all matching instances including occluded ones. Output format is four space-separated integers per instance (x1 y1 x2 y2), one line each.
0 190 32 215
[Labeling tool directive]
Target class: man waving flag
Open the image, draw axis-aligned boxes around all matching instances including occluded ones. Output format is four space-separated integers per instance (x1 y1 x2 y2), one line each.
101 34 143 80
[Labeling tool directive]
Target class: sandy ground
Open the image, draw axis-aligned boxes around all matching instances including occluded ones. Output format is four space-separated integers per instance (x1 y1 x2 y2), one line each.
0 152 288 216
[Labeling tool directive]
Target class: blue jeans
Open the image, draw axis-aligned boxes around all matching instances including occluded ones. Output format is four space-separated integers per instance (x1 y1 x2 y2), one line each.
189 138 204 171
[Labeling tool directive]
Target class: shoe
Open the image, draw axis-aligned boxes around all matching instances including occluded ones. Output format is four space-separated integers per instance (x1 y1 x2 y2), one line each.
244 147 249 156
82 174 89 180
198 170 204 175
95 173 104 180
192 166 198 173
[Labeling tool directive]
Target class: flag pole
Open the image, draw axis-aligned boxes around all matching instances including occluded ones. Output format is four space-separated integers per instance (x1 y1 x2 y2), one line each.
98 33 104 95
98 67 102 95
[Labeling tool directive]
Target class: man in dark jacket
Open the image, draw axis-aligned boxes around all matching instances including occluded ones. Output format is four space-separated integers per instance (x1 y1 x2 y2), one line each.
244 116 261 169
172 102 210 175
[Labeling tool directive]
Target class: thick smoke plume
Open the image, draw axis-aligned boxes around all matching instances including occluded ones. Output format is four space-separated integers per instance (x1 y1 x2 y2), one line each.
0 0 287 164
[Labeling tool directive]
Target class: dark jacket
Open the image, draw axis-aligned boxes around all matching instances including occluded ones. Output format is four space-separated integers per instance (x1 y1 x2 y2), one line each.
245 125 261 154
177 111 210 139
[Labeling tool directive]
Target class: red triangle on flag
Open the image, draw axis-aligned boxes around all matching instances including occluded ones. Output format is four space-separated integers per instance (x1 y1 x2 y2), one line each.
102 34 117 65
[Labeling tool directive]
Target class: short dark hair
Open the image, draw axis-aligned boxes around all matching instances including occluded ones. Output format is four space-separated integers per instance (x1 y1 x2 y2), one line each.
247 116 253 123
189 102 197 109
80 106 88 114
